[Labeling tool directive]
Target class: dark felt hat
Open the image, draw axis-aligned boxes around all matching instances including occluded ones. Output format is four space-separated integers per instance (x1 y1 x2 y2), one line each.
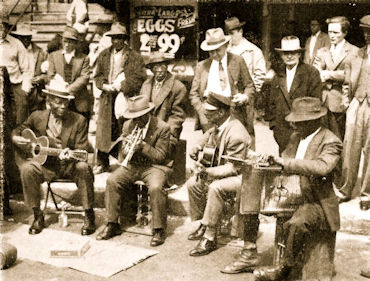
285 97 327 122
224 17 245 33
145 52 174 69
62 26 79 40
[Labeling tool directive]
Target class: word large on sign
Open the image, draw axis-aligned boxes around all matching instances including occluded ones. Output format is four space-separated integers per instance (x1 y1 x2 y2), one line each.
132 6 196 58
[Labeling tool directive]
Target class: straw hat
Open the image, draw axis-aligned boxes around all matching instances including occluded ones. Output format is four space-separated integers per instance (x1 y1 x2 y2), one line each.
200 28 231 51
122 96 155 119
275 36 304 52
285 97 327 123
42 74 74 100
11 22 34 37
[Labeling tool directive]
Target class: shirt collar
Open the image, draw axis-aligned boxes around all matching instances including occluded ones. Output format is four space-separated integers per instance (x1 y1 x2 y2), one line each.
301 127 321 142
217 116 230 137
286 63 298 74
27 44 33 51
62 49 75 57
333 39 345 50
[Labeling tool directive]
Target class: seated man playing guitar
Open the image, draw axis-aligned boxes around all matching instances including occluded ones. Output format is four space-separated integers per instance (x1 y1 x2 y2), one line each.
11 77 95 236
186 93 251 256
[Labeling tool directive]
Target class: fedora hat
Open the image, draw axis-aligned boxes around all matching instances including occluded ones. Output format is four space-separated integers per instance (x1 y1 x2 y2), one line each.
146 52 174 69
62 26 79 40
275 36 304 52
360 15 370 29
285 97 327 123
42 74 75 100
224 17 245 33
11 22 34 37
122 95 155 119
204 92 232 110
201 28 231 51
106 22 129 37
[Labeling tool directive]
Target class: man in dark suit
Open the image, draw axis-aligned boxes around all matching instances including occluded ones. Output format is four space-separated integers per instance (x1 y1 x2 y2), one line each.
93 22 147 174
11 23 48 112
254 97 342 281
304 19 330 65
186 93 252 257
47 26 92 121
96 96 171 247
266 36 322 153
140 52 186 153
11 77 95 236
189 28 255 145
313 16 359 140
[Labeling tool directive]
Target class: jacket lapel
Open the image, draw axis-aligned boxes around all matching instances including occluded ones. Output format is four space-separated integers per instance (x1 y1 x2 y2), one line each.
217 121 231 165
333 40 349 69
144 117 157 144
282 132 299 158
56 50 65 79
71 55 82 82
153 73 174 108
277 71 291 108
61 112 73 148
303 128 324 160
289 64 304 96
322 48 335 70
40 110 51 136
201 59 211 96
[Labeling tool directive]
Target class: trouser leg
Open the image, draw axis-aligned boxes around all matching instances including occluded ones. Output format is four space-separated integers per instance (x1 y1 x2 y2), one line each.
20 161 55 208
96 150 110 169
72 162 95 209
105 166 137 223
187 175 207 221
142 167 168 230
282 203 328 267
201 176 241 228
10 83 29 126
360 102 370 196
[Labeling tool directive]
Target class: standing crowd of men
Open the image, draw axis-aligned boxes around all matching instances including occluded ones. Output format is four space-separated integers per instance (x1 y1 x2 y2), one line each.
1 6 369 280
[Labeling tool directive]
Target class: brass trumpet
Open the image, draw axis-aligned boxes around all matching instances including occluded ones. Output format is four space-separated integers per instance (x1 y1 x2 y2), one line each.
121 124 143 167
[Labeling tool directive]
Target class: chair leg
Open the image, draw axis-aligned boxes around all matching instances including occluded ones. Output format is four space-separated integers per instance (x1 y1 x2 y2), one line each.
46 182 60 211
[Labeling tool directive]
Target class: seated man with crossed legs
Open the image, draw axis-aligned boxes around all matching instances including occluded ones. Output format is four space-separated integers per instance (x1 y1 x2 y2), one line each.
186 93 251 256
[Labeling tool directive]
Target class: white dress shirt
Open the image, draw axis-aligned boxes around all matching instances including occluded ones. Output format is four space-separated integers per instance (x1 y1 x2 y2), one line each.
286 64 298 92
295 127 321 159
330 39 345 62
309 31 320 59
205 54 231 98
63 49 75 64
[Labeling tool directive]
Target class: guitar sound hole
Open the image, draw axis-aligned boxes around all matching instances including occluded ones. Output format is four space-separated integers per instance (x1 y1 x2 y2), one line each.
34 144 40 155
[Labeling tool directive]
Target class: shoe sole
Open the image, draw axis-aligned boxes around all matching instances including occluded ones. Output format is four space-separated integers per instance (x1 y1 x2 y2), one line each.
220 267 255 274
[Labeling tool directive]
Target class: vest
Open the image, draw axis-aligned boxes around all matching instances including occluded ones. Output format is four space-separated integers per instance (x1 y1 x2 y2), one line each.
64 57 73 83
354 57 370 102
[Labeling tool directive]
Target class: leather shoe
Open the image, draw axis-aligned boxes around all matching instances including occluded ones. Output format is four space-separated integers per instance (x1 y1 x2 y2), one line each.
81 209 96 236
188 224 206 240
189 237 217 256
29 215 45 235
221 248 259 274
96 223 121 240
253 265 291 281
150 228 166 247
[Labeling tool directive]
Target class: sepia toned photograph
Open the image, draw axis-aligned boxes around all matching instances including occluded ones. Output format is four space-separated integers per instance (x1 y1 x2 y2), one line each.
0 0 369 280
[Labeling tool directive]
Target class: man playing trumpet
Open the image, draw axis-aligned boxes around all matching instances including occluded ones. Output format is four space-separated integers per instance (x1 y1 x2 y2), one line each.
96 95 171 247
186 93 251 256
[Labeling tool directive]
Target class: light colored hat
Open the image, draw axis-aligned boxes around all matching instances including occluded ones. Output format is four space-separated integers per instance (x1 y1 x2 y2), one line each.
106 22 129 37
275 36 304 52
200 28 231 51
224 17 245 33
122 95 154 119
73 22 88 34
285 97 327 123
360 15 370 29
11 22 34 37
145 52 174 69
62 26 79 40
42 74 75 100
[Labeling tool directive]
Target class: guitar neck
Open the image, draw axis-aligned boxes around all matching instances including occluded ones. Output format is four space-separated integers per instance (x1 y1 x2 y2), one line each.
41 147 63 157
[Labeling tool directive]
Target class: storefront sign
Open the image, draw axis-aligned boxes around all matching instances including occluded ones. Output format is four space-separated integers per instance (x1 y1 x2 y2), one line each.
132 6 197 58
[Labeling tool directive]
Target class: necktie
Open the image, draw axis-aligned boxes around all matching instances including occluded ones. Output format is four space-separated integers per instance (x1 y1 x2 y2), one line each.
219 62 227 91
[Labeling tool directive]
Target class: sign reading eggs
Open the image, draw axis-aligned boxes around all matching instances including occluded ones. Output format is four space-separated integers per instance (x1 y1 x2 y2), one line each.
132 6 196 58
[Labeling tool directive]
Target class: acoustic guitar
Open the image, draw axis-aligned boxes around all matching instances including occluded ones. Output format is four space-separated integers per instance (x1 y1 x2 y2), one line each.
15 129 88 166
